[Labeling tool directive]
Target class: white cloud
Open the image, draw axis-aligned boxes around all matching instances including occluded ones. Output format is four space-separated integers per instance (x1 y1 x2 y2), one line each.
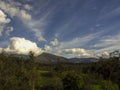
6 27 14 36
32 29 46 42
93 34 120 52
41 32 104 58
41 31 115 58
90 34 120 58
0 9 11 36
0 37 43 56
44 45 52 52
50 38 59 46
27 3 62 42
59 48 91 58
0 0 46 41
38 37 46 42
0 0 32 22
24 4 32 10
0 0 32 36
0 10 10 23
24 17 46 42
56 32 103 50
20 10 32 21
95 52 110 58
0 0 61 42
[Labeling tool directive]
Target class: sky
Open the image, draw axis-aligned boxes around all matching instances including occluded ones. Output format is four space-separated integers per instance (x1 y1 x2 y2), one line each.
0 0 120 58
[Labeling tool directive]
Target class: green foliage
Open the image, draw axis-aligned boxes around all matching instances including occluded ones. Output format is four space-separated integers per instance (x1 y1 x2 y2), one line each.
90 85 102 90
62 72 84 90
100 80 119 90
0 52 120 90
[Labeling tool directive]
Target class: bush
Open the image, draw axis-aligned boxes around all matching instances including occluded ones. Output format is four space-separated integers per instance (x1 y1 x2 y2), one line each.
62 72 84 90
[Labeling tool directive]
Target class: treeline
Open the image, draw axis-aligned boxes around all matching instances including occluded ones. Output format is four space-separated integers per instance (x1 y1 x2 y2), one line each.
0 53 120 90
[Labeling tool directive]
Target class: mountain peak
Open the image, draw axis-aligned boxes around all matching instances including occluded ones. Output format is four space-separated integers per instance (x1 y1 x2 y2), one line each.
35 52 68 63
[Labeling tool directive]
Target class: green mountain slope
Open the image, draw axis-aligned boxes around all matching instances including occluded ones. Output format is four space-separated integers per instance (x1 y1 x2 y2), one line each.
35 53 68 63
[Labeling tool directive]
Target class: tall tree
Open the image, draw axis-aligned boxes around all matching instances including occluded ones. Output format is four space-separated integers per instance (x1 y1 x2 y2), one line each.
29 51 36 90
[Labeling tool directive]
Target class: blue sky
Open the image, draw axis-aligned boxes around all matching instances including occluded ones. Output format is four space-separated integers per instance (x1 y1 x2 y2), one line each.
0 0 120 58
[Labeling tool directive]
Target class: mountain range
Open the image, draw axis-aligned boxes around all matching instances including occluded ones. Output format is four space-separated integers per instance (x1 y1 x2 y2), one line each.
3 52 98 63
35 53 69 63
35 53 98 63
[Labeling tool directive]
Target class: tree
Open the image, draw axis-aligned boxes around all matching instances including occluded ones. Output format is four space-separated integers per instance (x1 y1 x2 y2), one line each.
29 51 36 90
62 72 84 90
90 85 102 90
100 80 119 90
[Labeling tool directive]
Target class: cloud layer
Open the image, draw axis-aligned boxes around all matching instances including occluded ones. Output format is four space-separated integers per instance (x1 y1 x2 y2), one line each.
0 0 46 41
59 48 91 58
0 9 11 36
0 37 43 56
0 0 120 59
50 38 59 46
0 0 32 22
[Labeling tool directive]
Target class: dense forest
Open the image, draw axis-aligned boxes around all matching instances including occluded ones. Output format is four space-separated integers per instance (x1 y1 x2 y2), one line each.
0 51 120 90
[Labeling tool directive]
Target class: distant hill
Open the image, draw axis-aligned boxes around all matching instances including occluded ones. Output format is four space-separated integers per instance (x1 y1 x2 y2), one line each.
4 52 99 63
35 53 69 63
35 53 98 63
69 57 98 63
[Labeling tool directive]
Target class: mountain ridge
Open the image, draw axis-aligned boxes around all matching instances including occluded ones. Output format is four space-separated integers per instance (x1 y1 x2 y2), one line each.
2 52 99 63
35 53 98 63
35 52 69 63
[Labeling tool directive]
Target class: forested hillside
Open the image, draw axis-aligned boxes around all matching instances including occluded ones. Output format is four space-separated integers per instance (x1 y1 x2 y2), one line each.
0 52 120 90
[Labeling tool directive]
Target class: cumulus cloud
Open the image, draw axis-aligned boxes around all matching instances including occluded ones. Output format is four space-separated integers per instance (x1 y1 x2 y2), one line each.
59 48 91 58
0 9 11 36
96 52 110 58
50 38 59 46
0 37 43 56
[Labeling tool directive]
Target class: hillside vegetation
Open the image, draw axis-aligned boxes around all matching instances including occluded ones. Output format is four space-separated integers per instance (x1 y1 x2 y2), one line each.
0 52 120 90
